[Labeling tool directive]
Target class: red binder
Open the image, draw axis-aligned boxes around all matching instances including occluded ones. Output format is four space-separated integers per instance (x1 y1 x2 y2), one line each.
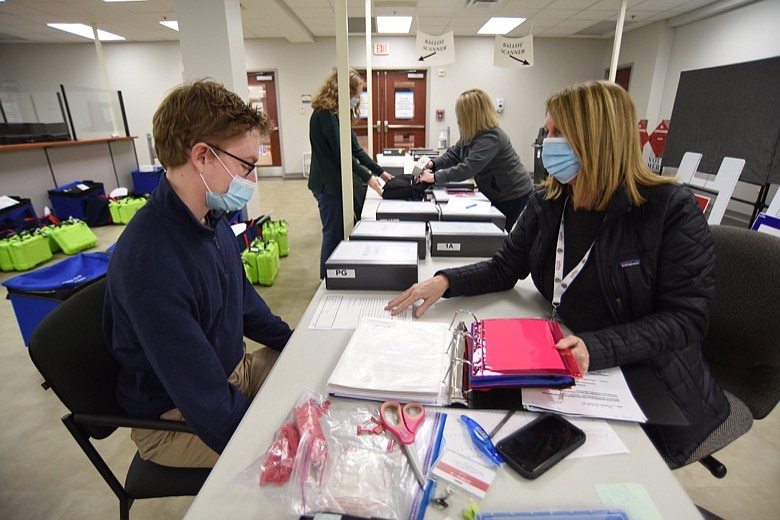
469 318 582 388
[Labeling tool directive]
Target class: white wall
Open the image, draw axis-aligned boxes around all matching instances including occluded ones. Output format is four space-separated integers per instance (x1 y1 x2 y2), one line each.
658 0 780 120
0 41 183 167
655 0 780 218
1 36 607 175
617 21 675 129
3 0 776 179
247 35 607 174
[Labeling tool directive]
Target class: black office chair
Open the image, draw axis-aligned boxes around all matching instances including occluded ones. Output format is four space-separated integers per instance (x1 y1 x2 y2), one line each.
28 277 211 520
677 225 780 478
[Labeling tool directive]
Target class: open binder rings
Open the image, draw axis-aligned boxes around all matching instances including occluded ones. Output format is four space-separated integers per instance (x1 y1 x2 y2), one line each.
325 313 582 408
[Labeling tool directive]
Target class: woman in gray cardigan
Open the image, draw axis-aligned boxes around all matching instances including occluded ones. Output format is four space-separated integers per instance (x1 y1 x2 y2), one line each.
418 88 533 230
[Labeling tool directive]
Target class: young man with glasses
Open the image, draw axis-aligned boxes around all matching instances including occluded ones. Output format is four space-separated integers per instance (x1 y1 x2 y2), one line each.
103 80 293 468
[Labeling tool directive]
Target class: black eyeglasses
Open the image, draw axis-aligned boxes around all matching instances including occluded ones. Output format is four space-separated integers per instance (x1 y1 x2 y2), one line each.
207 144 257 177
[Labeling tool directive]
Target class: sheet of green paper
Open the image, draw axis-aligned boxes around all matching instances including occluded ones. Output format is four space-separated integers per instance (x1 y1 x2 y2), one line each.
595 482 664 520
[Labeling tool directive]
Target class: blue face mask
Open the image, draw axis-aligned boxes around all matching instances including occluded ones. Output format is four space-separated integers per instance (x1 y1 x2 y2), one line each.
200 148 256 212
541 137 580 184
350 97 360 109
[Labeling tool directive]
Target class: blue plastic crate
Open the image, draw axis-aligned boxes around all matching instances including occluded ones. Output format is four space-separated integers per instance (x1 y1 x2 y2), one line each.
0 196 37 232
131 167 165 195
48 181 105 221
6 296 60 346
2 252 110 346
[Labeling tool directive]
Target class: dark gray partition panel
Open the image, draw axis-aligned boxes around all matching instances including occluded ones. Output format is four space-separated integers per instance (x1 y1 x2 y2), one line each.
663 56 780 185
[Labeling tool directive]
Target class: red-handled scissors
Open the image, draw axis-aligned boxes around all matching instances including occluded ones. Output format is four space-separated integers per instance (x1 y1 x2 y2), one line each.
380 401 426 488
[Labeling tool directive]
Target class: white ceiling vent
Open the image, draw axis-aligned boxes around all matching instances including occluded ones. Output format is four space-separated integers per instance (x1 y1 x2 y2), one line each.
347 17 377 34
465 0 504 7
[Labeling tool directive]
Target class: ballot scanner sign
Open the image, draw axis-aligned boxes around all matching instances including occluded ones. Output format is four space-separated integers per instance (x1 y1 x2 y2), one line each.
416 31 455 65
494 35 534 69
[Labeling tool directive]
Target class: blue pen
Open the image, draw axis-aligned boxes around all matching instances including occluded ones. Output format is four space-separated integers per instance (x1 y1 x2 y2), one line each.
465 203 478 209
460 415 503 465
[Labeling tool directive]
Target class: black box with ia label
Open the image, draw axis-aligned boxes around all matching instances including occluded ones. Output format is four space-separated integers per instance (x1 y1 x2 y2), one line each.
429 221 507 257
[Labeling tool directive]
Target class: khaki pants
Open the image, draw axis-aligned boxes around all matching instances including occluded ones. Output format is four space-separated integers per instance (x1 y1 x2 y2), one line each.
131 347 280 468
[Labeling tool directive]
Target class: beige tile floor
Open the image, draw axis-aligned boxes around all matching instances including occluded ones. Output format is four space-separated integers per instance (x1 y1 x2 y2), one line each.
0 178 777 520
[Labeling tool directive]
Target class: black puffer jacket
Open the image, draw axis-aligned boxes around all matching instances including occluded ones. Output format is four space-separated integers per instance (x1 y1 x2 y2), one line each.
441 183 729 466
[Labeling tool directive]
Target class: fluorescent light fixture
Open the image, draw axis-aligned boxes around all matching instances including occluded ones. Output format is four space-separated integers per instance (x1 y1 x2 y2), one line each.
376 16 412 34
103 1 147 3
477 17 526 35
159 20 179 31
47 23 126 41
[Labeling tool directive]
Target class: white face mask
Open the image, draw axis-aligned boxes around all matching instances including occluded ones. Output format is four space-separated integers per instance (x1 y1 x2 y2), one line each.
350 96 360 109
200 147 256 212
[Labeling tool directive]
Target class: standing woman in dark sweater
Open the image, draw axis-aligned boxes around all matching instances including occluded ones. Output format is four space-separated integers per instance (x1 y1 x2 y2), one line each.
308 69 393 279
417 88 534 230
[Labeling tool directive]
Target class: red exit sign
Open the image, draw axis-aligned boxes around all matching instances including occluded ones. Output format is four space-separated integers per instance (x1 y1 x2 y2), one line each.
374 43 389 56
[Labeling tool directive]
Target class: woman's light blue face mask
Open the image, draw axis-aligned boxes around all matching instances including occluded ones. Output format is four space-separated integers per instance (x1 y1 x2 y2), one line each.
350 96 360 109
541 137 580 184
200 147 257 212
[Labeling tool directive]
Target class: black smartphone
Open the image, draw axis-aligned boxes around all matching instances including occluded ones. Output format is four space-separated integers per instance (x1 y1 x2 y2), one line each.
496 413 586 480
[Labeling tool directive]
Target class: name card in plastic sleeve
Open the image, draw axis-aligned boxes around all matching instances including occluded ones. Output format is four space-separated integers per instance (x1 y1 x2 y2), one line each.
431 449 497 499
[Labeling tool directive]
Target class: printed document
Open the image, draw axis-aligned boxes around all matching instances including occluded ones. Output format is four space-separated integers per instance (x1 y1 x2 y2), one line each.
309 294 411 329
522 367 648 423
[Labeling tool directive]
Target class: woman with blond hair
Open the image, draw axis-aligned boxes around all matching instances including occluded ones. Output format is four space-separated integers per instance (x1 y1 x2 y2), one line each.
389 80 729 468
417 88 533 230
308 68 392 279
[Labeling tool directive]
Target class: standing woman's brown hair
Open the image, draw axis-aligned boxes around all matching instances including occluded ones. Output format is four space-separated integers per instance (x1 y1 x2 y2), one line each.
311 68 363 119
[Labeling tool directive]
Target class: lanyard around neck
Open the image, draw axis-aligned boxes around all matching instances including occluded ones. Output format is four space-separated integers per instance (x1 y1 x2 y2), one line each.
552 198 596 321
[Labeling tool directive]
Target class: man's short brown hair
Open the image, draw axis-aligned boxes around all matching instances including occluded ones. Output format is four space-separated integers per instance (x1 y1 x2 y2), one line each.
152 79 273 168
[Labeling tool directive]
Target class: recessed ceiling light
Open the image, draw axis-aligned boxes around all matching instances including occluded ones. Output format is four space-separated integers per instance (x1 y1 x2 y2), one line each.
376 16 413 34
47 23 126 41
159 20 179 31
477 17 526 35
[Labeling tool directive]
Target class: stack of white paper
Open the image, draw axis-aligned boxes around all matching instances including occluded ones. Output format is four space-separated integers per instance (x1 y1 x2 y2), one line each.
326 318 451 404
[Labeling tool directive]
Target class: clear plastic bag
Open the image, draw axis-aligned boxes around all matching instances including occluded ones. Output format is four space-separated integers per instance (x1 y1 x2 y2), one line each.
240 390 433 519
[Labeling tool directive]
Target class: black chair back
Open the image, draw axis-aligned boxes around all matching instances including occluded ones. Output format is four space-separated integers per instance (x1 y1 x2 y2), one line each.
29 277 123 438
705 225 780 418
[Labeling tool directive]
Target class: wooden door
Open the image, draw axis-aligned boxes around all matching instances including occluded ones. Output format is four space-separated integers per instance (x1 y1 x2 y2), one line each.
354 69 427 153
247 71 281 168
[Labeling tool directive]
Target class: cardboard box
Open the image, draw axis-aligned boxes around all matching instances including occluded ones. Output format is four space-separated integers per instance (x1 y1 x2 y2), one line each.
375 200 440 222
429 221 507 257
439 202 507 230
350 220 428 260
325 240 418 291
